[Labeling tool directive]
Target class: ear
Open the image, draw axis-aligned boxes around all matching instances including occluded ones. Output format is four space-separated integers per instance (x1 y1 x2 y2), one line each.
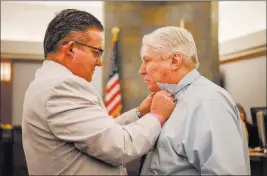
171 53 183 71
64 41 75 58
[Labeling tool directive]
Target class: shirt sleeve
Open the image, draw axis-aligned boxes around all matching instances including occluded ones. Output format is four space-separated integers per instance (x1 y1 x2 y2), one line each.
45 77 161 166
183 99 250 175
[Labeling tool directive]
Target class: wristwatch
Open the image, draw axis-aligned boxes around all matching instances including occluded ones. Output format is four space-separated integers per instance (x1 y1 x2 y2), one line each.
136 107 142 118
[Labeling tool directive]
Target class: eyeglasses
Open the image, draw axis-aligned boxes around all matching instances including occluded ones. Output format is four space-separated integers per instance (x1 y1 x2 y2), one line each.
62 40 104 59
74 41 104 59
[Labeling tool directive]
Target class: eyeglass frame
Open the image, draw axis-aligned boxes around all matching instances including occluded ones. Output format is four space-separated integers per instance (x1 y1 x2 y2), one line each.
62 40 104 58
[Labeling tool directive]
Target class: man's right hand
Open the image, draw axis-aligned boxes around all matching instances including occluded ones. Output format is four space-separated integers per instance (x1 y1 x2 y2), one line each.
150 90 175 123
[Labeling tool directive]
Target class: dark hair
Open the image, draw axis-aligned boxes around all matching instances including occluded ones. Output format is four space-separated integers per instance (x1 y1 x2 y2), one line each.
43 9 103 58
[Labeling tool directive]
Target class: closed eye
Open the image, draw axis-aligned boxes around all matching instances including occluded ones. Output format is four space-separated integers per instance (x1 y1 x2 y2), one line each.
143 59 149 64
92 50 102 58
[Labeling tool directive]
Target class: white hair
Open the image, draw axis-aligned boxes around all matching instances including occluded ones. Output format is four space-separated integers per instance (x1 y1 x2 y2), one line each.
141 26 199 69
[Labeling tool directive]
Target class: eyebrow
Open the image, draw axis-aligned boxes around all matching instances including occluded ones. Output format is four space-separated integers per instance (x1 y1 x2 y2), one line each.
142 56 152 61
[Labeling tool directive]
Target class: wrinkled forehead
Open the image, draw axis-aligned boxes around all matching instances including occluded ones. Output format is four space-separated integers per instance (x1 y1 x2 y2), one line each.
140 44 161 61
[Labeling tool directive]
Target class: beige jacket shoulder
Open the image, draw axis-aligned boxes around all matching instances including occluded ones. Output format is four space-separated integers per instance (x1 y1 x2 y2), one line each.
22 60 161 175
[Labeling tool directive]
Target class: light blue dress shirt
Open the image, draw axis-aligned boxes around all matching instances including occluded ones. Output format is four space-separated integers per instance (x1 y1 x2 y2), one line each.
140 69 250 175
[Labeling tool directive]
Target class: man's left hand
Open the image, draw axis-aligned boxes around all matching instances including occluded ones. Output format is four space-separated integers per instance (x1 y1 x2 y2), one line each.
138 93 156 117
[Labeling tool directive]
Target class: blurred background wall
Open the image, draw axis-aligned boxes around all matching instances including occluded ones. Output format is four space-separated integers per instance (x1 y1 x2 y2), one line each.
1 1 104 125
0 1 266 175
103 1 220 112
1 1 266 125
218 1 266 124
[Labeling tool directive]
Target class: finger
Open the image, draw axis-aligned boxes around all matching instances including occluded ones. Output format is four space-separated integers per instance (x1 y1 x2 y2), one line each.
164 96 174 101
156 90 168 96
162 90 172 96
149 92 156 97
162 92 173 97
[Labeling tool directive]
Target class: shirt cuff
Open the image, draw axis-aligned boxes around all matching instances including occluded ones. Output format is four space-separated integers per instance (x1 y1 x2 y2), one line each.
148 113 165 126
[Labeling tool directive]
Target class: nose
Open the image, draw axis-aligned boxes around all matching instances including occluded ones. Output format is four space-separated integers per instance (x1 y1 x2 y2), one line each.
96 58 102 67
139 63 146 75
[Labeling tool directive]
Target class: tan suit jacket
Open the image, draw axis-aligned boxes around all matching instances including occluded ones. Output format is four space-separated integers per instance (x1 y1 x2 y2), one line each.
22 60 161 175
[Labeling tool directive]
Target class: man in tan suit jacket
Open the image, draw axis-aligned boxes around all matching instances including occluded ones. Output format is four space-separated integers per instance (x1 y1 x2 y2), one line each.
22 9 175 175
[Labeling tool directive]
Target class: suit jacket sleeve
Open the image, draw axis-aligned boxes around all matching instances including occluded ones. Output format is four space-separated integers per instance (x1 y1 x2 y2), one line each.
46 77 161 166
114 108 139 125
183 100 250 175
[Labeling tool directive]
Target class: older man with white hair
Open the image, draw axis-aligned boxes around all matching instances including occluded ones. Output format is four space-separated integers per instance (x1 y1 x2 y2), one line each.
138 26 250 175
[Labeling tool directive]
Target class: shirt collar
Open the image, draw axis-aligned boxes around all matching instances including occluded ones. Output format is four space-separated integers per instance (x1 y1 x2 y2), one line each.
156 69 200 95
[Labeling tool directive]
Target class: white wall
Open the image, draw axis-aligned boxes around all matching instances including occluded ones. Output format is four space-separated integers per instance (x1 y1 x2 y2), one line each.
218 1 266 43
1 1 104 96
1 1 103 42
2 1 266 46
218 1 266 125
220 56 266 124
